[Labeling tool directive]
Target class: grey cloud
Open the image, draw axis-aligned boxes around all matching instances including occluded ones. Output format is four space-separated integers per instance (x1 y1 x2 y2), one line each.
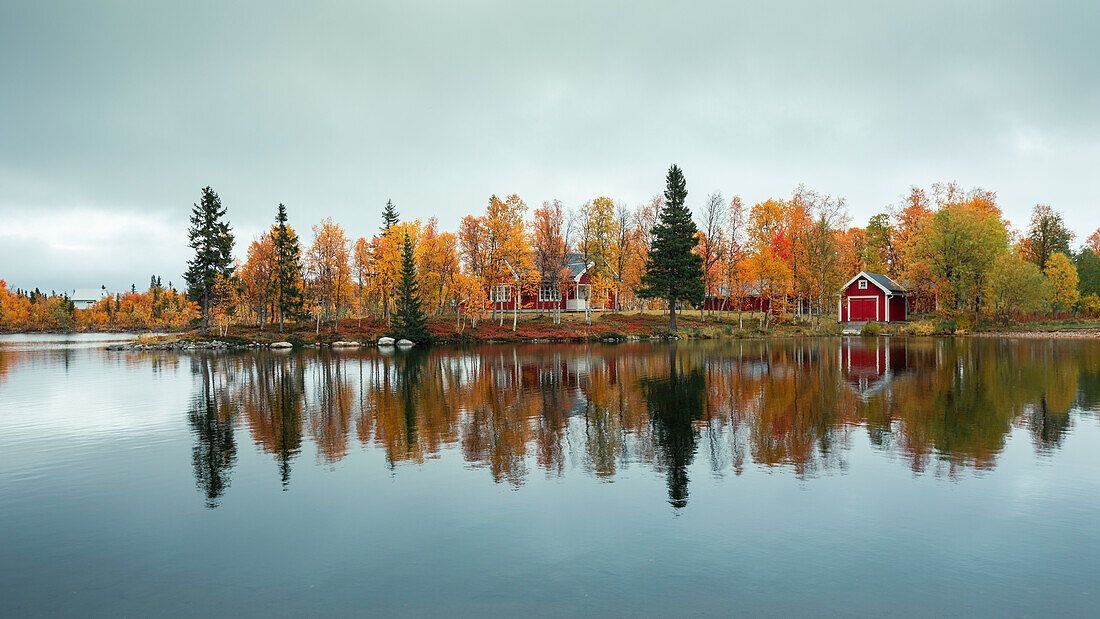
2 1 1098 290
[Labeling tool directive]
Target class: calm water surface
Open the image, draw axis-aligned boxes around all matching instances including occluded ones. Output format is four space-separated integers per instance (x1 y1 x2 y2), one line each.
2 334 1099 616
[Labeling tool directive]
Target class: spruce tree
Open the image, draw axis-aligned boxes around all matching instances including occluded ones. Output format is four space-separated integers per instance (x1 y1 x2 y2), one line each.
381 199 399 233
184 186 235 332
390 233 430 344
272 203 304 332
637 164 704 331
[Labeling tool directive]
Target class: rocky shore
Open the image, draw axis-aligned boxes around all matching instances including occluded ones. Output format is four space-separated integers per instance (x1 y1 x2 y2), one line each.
102 333 674 352
103 337 429 352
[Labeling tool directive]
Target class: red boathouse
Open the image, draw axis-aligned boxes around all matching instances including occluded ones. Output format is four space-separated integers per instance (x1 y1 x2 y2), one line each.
837 272 908 322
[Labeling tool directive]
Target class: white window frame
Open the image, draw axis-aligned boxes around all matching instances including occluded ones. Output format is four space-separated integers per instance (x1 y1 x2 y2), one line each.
491 284 511 302
858 279 868 290
538 285 560 302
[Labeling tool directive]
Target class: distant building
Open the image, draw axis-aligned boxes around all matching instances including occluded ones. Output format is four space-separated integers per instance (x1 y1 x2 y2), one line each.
69 288 106 310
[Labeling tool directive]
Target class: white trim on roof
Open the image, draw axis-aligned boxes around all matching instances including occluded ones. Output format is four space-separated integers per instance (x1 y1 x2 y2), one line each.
573 261 595 283
839 271 894 295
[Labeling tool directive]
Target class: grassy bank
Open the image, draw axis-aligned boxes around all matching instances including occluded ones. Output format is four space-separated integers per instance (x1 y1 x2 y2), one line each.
174 311 848 346
18 311 1099 345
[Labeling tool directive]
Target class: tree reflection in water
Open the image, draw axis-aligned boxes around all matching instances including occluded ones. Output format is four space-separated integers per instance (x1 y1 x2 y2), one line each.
643 346 706 507
188 355 237 508
185 338 1100 508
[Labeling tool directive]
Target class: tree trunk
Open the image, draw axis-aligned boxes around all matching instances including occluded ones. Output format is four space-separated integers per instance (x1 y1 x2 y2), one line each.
669 297 677 331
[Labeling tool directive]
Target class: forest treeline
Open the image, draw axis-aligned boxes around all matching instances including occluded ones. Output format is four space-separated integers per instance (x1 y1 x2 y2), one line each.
3 167 1100 333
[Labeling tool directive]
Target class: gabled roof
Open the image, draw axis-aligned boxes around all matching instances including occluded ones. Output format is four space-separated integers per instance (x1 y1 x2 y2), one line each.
564 252 588 279
839 272 907 295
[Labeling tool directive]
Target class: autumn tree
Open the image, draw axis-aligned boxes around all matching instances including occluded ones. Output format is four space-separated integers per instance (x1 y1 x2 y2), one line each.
379 199 400 318
185 186 235 332
578 196 617 279
637 164 704 331
629 195 661 311
912 192 1008 317
894 187 936 312
483 194 528 325
805 194 847 327
611 203 634 312
1086 228 1100 254
353 237 373 326
721 196 750 326
784 186 815 318
306 218 351 333
577 196 618 322
417 218 460 315
531 199 568 324
390 233 431 343
1020 204 1074 270
863 213 895 275
985 254 1050 323
209 272 239 336
747 197 791 327
239 232 276 327
1045 253 1079 315
695 191 725 320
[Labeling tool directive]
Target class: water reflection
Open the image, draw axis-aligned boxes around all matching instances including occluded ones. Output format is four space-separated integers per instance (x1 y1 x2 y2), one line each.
189 356 237 508
644 347 706 507
178 338 1100 508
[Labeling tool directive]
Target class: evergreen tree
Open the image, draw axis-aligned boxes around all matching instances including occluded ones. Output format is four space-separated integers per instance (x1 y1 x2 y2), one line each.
390 232 430 343
272 203 304 332
185 186 235 331
637 164 704 331
1075 248 1100 297
381 199 399 233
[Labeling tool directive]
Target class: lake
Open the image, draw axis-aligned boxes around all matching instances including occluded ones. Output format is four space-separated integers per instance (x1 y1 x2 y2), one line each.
1 334 1099 616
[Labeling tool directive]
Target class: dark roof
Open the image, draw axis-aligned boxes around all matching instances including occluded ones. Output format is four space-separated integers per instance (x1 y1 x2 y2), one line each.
565 252 589 278
863 272 906 293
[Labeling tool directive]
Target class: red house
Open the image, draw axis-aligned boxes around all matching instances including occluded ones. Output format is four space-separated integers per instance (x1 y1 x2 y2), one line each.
488 253 617 313
837 272 908 322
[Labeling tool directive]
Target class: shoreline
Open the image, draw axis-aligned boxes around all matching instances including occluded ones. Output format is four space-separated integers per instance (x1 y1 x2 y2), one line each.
6 318 1100 345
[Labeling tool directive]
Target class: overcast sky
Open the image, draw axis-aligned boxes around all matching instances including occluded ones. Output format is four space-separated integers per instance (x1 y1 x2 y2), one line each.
2 1 1098 292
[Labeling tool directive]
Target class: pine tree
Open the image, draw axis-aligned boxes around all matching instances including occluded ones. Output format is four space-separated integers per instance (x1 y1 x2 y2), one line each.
390 232 430 344
272 203 304 332
381 199 399 233
637 164 705 331
184 186 235 332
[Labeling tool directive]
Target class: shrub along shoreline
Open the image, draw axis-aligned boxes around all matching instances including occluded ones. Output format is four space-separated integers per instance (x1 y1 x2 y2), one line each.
88 313 1100 347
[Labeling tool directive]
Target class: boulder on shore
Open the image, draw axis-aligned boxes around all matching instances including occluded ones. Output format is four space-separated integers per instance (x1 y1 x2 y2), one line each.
396 339 415 347
377 336 395 347
332 340 360 348
270 341 294 349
